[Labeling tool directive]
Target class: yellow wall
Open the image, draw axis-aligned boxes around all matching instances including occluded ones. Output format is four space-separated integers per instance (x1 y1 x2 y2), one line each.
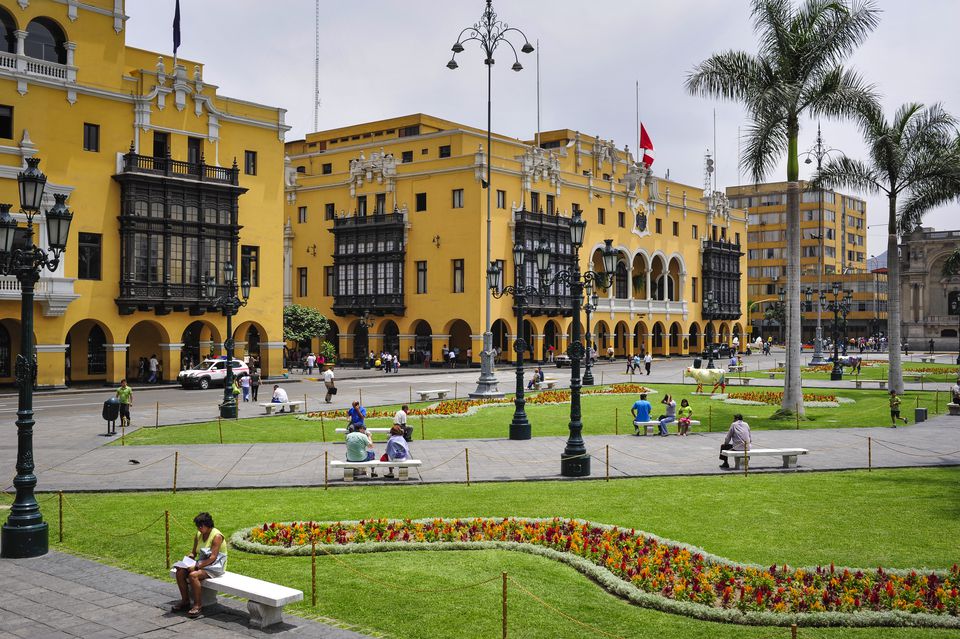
0 0 287 387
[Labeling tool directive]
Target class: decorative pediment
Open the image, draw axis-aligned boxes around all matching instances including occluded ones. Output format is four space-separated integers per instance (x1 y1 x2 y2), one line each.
349 148 398 197
592 137 618 172
519 146 561 197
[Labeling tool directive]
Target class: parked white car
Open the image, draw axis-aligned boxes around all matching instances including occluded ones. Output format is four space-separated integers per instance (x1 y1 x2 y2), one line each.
178 358 249 390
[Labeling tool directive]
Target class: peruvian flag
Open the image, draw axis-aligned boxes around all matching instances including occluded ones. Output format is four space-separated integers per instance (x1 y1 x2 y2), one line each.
639 123 655 167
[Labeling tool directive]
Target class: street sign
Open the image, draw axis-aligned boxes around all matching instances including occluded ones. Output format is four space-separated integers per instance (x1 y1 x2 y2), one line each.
950 290 960 316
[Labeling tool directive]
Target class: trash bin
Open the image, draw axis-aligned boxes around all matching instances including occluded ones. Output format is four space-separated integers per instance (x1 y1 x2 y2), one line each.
693 357 703 369
914 407 928 423
103 397 120 435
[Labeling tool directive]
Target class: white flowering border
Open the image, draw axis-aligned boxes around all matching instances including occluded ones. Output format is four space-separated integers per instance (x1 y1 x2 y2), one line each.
296 388 658 422
229 517 959 630
711 395 856 409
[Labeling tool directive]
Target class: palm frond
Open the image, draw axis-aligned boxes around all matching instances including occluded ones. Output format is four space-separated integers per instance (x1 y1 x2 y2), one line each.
741 113 789 184
803 0 881 69
751 0 794 61
804 66 878 121
685 51 762 103
814 155 883 195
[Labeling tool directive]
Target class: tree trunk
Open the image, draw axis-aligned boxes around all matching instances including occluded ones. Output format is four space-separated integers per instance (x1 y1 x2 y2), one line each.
886 194 903 394
782 180 804 415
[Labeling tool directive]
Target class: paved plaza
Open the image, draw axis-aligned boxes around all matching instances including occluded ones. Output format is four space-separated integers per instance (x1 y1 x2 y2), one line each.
1 351 958 637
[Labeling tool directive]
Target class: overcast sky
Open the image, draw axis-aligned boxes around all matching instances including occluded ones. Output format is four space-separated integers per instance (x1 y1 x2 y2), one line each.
127 0 960 256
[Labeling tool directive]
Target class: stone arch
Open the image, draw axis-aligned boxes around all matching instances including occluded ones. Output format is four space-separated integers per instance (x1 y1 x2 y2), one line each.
590 247 611 295
631 252 649 300
380 319 400 356
65 319 114 383
26 16 67 64
445 319 472 364
633 320 648 354
733 323 743 350
650 254 667 300
704 321 716 346
181 320 222 368
614 320 630 357
491 318 511 361
651 321 666 356
594 320 610 352
543 319 560 359
125 320 171 382
718 322 730 345
667 257 682 301
412 320 433 357
615 260 629 299
324 320 340 360
0 6 18 54
233 320 269 371
669 321 682 352
688 322 701 353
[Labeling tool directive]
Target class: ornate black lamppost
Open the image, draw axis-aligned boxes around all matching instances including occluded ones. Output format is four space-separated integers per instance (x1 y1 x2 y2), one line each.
487 243 543 440
537 212 617 477
815 281 853 380
204 261 250 419
0 158 74 558
447 0 534 398
357 311 374 369
703 290 719 368
582 284 599 385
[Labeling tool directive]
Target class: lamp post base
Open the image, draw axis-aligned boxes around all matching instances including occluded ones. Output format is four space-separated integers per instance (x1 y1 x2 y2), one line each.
469 335 504 399
220 399 238 419
560 453 590 477
509 416 531 440
1 521 48 558
830 367 843 381
582 369 595 386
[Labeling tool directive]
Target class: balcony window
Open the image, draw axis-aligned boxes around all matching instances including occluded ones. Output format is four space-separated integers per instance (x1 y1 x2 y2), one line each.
187 137 202 168
241 245 259 287
77 232 101 280
244 150 257 176
452 189 463 209
416 193 427 212
25 17 66 64
83 123 99 152
0 9 14 54
0 105 11 139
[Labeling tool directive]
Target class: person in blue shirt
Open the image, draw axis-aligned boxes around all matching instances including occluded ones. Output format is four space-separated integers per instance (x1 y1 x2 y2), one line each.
347 401 366 433
631 393 653 435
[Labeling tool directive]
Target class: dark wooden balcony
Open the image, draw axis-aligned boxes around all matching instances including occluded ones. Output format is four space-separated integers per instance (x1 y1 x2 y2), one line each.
120 151 240 186
332 293 405 317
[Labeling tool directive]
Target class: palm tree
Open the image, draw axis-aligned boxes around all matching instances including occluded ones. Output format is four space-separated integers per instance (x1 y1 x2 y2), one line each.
816 103 960 392
686 0 879 416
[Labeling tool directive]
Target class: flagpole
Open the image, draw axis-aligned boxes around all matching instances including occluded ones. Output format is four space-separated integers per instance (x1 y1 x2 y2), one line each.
536 39 540 149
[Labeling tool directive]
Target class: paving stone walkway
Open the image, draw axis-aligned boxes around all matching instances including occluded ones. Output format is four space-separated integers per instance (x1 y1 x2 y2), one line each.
0 551 370 638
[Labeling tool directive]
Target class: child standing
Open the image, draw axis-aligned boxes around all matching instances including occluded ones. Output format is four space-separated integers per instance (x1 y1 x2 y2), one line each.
889 391 908 427
677 399 694 436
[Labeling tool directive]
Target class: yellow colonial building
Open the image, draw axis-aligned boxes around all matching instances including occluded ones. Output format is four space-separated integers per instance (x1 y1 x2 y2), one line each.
0 0 288 388
285 114 748 365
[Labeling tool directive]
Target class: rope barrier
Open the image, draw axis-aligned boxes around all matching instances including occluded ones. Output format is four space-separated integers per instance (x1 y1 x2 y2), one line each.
415 450 466 473
506 575 627 639
60 495 165 539
867 439 960 458
179 451 328 477
606 446 663 464
43 453 175 476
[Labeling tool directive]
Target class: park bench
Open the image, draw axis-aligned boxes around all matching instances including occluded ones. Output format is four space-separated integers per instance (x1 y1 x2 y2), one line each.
168 569 302 629
853 379 887 390
767 371 785 379
725 376 752 385
259 401 305 415
722 447 808 470
948 403 960 416
633 420 701 436
727 365 745 372
330 459 422 481
533 377 559 390
921 356 936 364
416 389 450 401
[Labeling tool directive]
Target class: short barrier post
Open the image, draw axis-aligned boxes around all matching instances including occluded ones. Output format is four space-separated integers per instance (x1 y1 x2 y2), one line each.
455 381 458 400
155 402 159 428
708 404 712 432
600 371 604 386
935 390 939 414
791 623 798 639
465 448 471 486
319 413 326 442
868 437 872 472
218 417 223 445
304 393 308 412
409 386 413 404
121 424 125 446
501 572 507 639
744 442 749 476
614 408 618 435
311 540 317 607
605 445 610 482
324 451 328 490
164 510 170 568
359 388 363 407
172 451 179 494
420 414 425 441
58 491 63 543
796 403 800 430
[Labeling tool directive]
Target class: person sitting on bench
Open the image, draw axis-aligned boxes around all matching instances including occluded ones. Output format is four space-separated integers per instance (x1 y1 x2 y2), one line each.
271 384 289 412
384 424 411 479
346 424 377 477
719 414 751 469
952 378 960 405
631 393 652 435
173 512 227 618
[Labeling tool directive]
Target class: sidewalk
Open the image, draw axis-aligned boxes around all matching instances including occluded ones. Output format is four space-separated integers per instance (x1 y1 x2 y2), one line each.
0 551 370 638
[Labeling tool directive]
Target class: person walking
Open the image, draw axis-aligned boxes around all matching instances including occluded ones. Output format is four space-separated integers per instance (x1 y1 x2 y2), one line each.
889 391 908 427
719 414 751 469
239 374 251 402
644 352 652 375
305 353 316 375
116 379 133 430
148 354 159 383
323 367 336 403
249 368 261 401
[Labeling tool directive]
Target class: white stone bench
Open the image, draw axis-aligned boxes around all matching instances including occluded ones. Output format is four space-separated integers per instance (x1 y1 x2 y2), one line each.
334 427 391 437
725 376 752 385
723 448 808 469
921 356 936 363
853 379 887 390
633 420 701 436
533 377 559 390
169 569 302 629
416 389 450 401
330 459 422 481
259 401 305 415
948 403 960 416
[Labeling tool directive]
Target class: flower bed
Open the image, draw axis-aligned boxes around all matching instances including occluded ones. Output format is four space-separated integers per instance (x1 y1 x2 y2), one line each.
725 391 841 406
232 517 959 628
299 384 655 421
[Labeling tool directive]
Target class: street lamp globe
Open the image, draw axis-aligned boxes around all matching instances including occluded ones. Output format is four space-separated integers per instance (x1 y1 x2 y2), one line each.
204 273 218 299
486 261 502 291
513 242 524 267
569 210 586 247
18 157 47 215
45 194 73 253
0 203 16 254
602 239 617 276
535 241 550 274
241 279 252 301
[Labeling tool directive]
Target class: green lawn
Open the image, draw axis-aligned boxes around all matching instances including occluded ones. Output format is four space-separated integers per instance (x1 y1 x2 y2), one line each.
741 361 960 384
115 384 952 446
46 467 960 638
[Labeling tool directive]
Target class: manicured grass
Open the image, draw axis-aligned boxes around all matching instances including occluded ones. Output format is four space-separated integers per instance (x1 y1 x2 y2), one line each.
46 467 960 638
742 361 960 383
115 384 952 446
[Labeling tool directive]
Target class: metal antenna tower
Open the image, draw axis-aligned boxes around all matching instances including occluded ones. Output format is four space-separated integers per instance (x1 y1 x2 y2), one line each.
313 0 320 132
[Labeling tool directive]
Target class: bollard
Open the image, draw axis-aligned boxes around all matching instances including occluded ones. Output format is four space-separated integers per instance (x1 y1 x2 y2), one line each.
359 387 363 407
155 402 159 428
172 451 179 494
791 623 798 639
121 424 125 446
868 437 872 471
605 445 610 482
614 408 618 435
58 491 63 543
311 540 317 606
455 381 458 400
420 414 425 441
502 572 508 639
218 417 223 445
465 448 471 486
744 442 749 476
936 390 940 414
601 371 604 387
164 510 170 568
409 386 413 404
708 404 712 432
324 451 328 490
319 413 326 442
304 394 308 413
796 403 800 430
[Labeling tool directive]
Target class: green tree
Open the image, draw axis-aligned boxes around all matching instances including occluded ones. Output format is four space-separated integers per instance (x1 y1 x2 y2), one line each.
686 0 879 416
282 304 330 345
816 103 959 393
